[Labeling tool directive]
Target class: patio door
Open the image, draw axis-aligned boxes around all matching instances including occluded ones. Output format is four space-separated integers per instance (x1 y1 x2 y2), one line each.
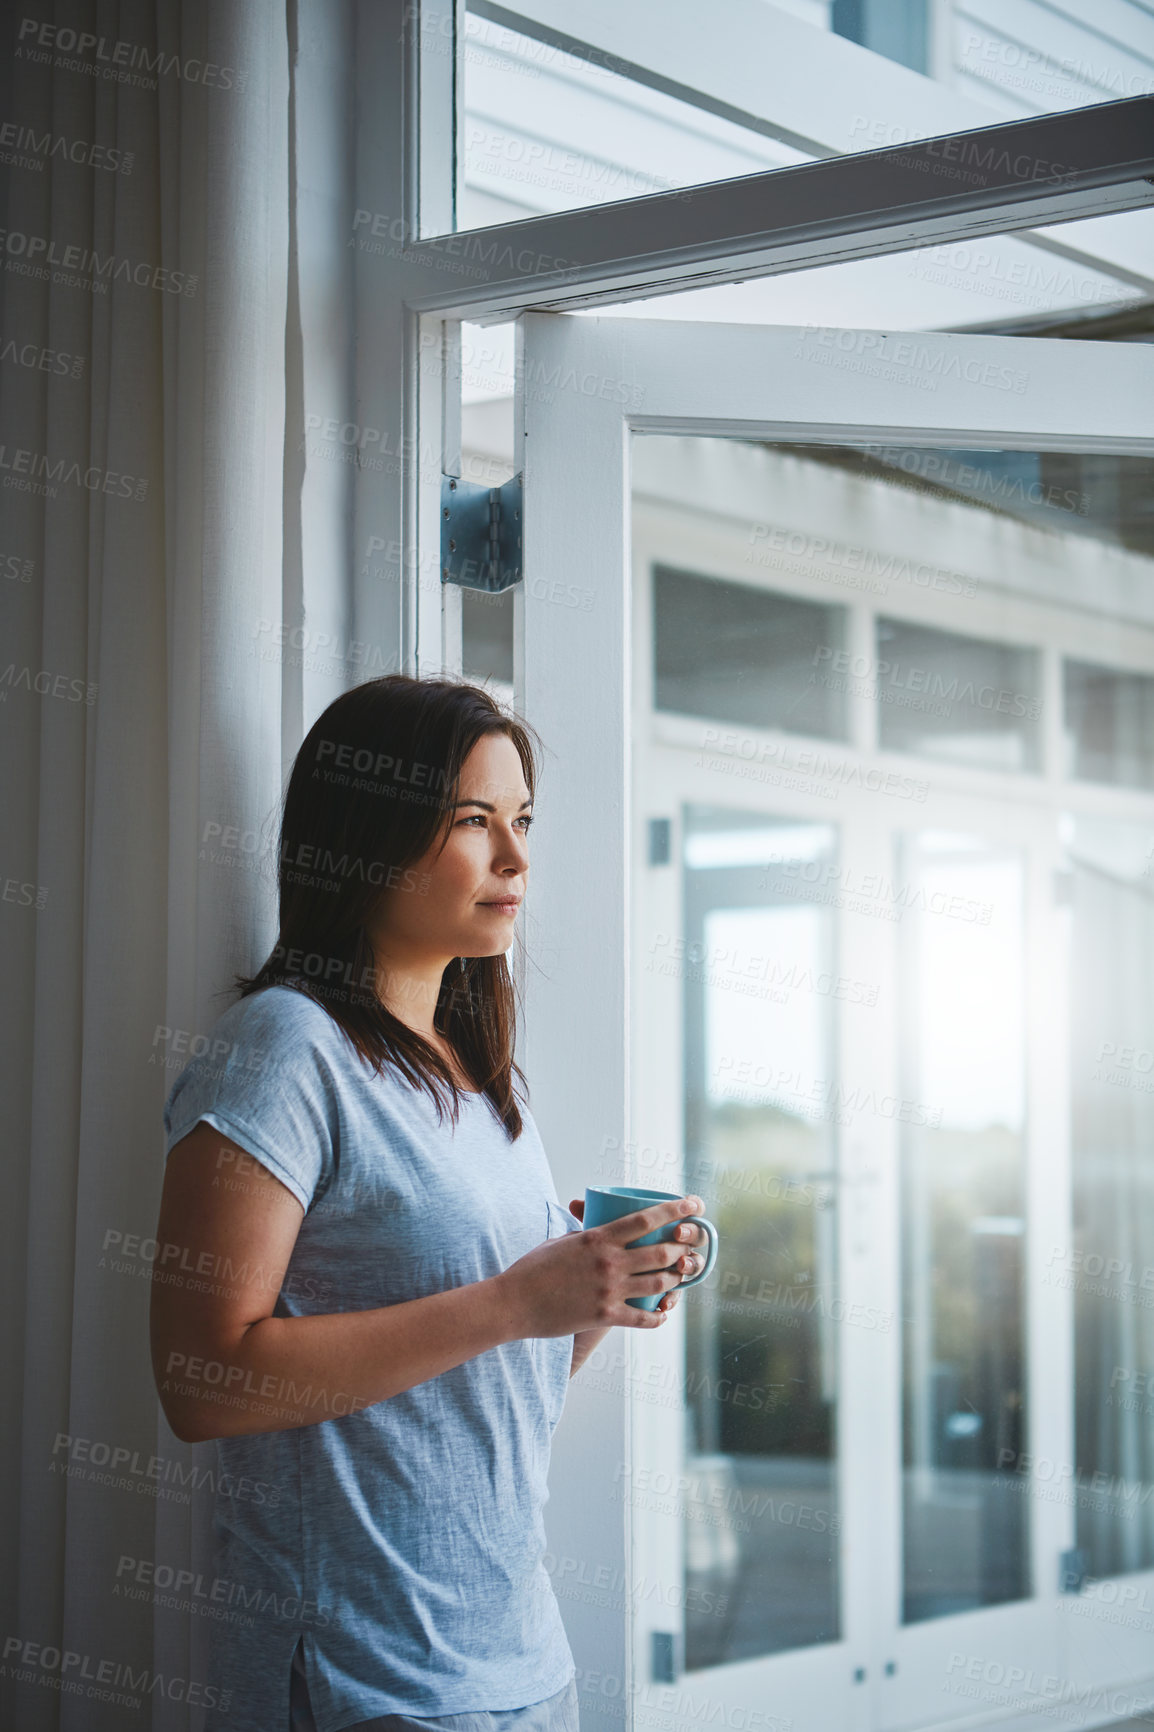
515 314 1154 1732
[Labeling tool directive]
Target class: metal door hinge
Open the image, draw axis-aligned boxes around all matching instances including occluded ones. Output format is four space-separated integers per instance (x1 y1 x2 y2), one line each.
441 473 522 592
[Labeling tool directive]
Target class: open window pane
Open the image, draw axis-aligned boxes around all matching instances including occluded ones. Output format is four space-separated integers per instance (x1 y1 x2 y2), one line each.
516 301 1154 1731
622 420 1154 1686
458 11 806 233
439 3 1154 238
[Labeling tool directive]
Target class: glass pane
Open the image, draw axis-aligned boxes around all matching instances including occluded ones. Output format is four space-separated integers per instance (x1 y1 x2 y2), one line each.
439 6 1154 237
875 616 1042 772
681 809 839 1667
455 11 807 235
1065 660 1154 790
654 565 848 740
634 426 1154 1683
830 0 927 72
1068 815 1154 1577
462 586 514 686
626 425 1154 1678
953 5 1154 112
899 832 1029 1621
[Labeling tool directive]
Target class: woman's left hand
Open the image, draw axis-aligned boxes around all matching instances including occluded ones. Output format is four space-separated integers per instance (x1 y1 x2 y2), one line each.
566 1199 710 1316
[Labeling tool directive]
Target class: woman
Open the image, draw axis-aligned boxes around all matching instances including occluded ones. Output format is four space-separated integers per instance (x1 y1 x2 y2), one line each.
150 675 709 1732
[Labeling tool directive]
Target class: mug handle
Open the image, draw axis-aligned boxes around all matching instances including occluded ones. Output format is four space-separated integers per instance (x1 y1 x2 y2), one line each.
676 1217 718 1288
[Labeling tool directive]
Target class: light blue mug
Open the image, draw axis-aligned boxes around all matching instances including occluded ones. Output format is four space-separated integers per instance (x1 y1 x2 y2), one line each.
583 1185 719 1312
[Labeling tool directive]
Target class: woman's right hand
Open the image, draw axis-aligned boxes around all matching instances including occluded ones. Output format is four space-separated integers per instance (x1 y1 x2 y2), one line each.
496 1196 707 1336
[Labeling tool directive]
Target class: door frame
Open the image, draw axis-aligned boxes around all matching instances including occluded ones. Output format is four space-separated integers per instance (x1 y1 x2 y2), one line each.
513 309 1154 1731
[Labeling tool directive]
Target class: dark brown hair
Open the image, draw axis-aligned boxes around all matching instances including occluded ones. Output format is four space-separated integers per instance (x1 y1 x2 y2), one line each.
236 676 541 1138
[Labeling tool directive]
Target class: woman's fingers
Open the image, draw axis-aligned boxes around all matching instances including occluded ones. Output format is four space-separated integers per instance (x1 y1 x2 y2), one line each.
629 1289 680 1326
622 1240 703 1274
622 1258 702 1301
672 1219 710 1248
604 1197 705 1243
503 1193 708 1337
599 1247 695 1328
600 1201 708 1285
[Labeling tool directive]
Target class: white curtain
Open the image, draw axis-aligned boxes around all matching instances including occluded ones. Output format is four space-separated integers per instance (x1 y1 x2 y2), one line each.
0 3 392 1725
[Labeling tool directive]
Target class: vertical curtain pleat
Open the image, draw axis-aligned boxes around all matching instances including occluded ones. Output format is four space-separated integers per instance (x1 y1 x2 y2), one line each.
0 2 322 1724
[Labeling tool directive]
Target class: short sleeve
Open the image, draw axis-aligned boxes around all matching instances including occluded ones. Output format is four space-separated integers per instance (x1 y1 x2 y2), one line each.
162 987 340 1213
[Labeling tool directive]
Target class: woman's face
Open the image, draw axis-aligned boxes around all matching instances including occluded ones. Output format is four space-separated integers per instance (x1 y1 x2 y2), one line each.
369 730 532 965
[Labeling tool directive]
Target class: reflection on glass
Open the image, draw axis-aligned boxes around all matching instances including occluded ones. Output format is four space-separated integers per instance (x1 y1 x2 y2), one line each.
876 618 1041 772
770 442 1154 558
1069 816 1154 1577
1065 661 1154 791
655 567 847 740
900 832 1028 1622
682 808 839 1668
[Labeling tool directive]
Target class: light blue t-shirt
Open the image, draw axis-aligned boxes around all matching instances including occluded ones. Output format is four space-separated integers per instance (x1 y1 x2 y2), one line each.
161 984 579 1732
